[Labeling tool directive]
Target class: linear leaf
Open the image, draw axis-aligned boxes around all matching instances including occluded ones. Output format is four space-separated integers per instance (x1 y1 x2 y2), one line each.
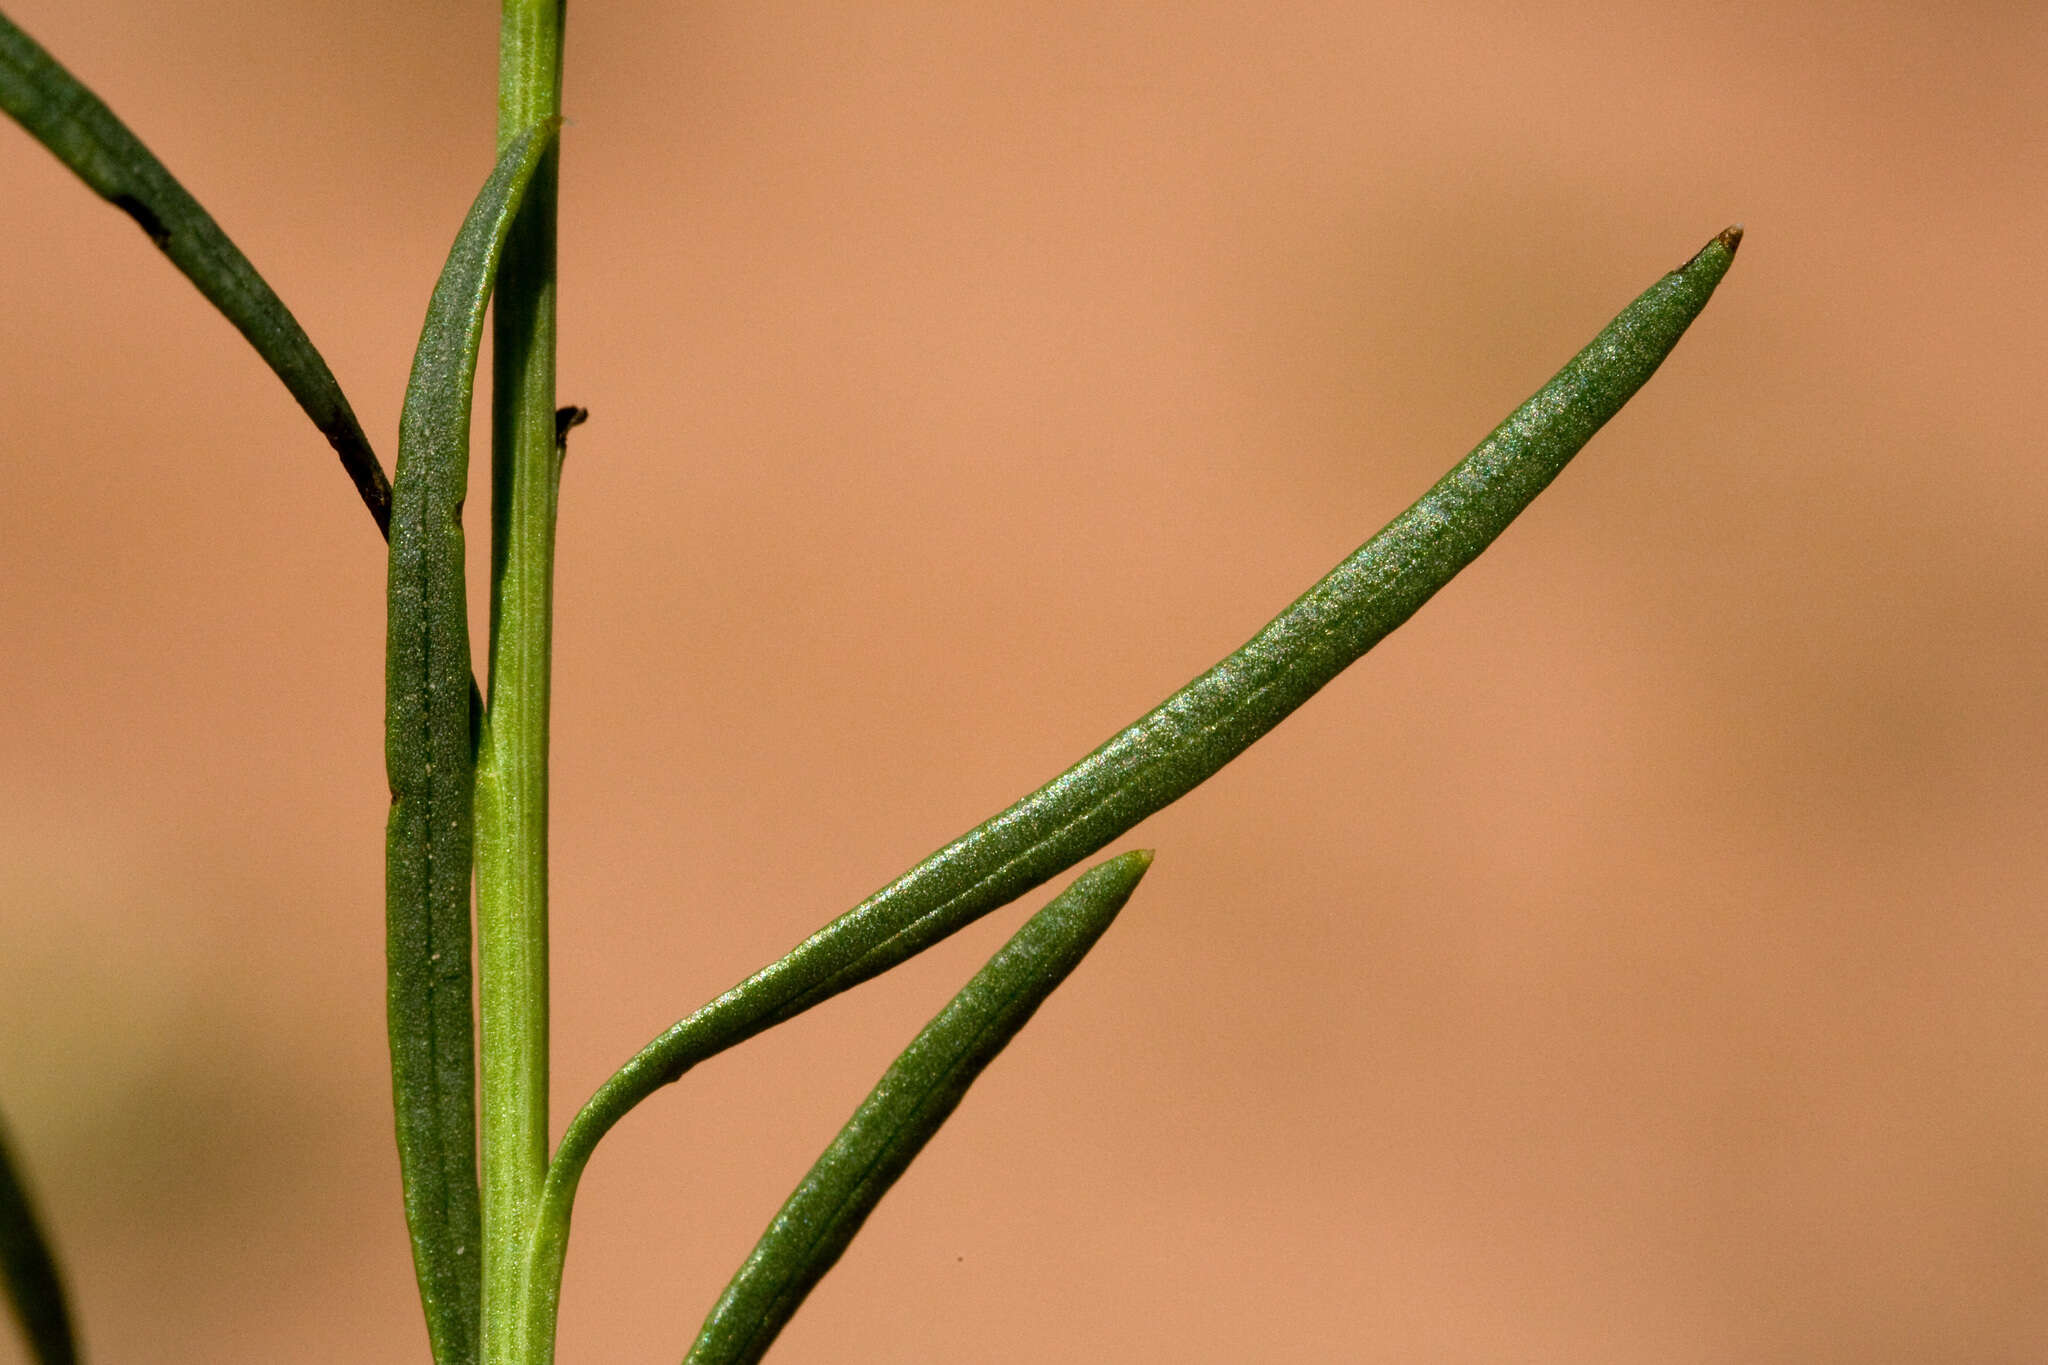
555 222 1740 1130
0 9 390 534
685 850 1153 1365
0 1111 75 1365
522 228 1744 1330
385 117 558 1365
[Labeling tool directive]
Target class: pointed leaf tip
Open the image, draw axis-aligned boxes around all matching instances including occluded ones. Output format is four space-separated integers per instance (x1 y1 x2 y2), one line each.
1679 224 1745 274
685 850 1154 1365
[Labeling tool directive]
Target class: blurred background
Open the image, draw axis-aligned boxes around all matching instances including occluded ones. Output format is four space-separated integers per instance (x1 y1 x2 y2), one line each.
2 1 2043 1360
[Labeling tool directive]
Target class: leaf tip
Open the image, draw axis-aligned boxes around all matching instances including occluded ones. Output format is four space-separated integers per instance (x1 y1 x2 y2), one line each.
1100 849 1155 885
1676 224 1744 278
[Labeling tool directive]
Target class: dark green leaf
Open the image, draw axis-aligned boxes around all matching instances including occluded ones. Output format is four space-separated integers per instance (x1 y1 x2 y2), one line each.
544 227 1743 1197
0 9 390 534
685 850 1154 1365
0 1109 77 1365
385 117 559 1365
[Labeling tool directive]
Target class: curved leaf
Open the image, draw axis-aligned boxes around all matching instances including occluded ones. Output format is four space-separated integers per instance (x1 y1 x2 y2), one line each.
577 224 1739 1106
385 117 559 1365
685 850 1153 1365
0 9 391 534
0 1111 75 1365
524 226 1743 1332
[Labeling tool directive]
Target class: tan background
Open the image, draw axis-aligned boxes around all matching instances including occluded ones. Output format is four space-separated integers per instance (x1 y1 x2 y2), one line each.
3 1 2044 1360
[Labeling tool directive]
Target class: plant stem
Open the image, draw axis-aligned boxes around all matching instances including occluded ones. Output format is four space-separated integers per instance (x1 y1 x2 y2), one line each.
478 2 563 1362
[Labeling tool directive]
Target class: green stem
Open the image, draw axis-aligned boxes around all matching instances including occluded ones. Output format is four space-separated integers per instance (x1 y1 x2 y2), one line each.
477 3 564 1363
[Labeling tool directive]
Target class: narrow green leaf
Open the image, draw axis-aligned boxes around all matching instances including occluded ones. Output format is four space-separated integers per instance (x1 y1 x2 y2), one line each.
0 9 390 534
686 850 1154 1365
0 1110 77 1365
520 228 1743 1345
385 117 559 1365
543 227 1743 1198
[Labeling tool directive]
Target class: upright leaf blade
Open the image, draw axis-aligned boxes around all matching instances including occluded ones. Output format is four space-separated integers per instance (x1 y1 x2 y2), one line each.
534 232 1744 1273
385 117 559 1365
686 850 1154 1365
0 1111 75 1365
0 9 390 534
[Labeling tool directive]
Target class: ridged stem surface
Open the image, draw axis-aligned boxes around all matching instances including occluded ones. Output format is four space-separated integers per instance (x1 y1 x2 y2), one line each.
476 4 565 1364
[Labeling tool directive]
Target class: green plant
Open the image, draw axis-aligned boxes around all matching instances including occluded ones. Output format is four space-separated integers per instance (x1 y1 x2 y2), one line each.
0 6 1740 1363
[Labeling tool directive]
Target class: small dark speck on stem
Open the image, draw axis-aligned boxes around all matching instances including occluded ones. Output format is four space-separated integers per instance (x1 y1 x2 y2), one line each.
554 405 588 455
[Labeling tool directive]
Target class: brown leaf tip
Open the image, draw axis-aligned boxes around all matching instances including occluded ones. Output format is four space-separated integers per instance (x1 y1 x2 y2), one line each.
1677 224 1745 274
